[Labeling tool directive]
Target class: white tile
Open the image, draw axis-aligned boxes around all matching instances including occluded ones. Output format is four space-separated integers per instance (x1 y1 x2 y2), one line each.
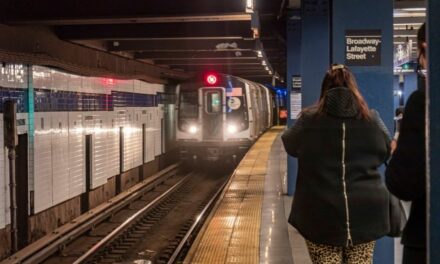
0 114 5 228
34 112 53 213
85 112 108 188
51 112 70 204
122 109 134 171
154 108 162 156
132 109 143 168
81 77 93 94
0 64 26 88
68 74 82 93
106 111 120 178
52 70 69 91
68 112 85 198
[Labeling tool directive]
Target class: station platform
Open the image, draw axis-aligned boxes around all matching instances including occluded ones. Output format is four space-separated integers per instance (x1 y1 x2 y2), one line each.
185 126 311 264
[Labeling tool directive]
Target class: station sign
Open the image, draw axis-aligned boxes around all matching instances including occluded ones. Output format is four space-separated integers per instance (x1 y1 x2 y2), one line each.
345 29 382 66
394 42 412 67
290 75 302 120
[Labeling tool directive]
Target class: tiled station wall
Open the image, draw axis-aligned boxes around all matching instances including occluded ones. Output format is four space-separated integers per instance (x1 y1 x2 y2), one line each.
0 64 165 229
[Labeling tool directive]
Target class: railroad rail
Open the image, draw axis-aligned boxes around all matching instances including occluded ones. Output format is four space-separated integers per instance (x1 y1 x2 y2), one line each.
1 164 180 264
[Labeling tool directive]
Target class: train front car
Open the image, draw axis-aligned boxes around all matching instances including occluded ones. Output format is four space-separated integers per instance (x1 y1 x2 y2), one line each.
176 73 259 167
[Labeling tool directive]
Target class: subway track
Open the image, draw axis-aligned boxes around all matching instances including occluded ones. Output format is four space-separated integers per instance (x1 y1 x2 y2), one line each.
38 166 231 264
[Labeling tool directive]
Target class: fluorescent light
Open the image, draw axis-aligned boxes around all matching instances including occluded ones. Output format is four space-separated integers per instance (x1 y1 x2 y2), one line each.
246 0 253 9
246 0 254 13
394 12 426 18
401 8 426 12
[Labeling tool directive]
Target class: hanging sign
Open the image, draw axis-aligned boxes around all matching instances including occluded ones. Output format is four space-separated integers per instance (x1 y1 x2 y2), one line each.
394 42 412 67
345 29 382 66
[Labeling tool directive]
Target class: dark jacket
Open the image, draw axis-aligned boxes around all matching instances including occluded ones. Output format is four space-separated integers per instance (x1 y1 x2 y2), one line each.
386 90 426 248
282 87 391 247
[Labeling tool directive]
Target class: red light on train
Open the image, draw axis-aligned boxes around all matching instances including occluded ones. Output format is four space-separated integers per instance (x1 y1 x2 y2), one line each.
205 74 218 86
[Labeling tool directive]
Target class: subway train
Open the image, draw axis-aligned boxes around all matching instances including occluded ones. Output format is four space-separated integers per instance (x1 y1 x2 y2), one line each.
176 73 274 166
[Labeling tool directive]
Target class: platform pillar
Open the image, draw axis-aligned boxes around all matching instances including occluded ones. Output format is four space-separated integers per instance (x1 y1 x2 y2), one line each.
428 1 440 263
283 0 331 197
331 0 394 263
285 9 301 196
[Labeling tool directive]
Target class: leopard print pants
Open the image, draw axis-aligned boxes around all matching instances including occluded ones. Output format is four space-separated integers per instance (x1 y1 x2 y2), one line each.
306 240 376 264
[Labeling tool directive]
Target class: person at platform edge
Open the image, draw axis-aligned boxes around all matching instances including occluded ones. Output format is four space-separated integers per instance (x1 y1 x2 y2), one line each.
385 23 427 264
281 64 391 264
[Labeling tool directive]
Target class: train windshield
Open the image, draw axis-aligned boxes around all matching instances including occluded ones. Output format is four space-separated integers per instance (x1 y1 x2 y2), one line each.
206 91 222 113
179 91 198 119
226 87 249 130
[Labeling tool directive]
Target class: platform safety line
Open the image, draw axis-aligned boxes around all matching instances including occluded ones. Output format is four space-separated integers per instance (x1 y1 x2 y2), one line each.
185 128 280 264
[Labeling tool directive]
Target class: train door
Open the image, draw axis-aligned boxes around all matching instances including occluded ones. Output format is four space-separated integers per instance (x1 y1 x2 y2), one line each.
200 88 225 140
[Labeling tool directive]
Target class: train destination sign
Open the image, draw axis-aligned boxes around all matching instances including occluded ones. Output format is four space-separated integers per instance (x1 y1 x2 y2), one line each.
345 30 382 66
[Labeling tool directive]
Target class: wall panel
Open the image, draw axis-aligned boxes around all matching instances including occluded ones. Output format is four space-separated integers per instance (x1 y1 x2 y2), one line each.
33 112 53 213
106 112 120 178
83 112 108 189
123 109 135 171
145 110 155 163
68 112 85 198
51 112 70 205
154 108 162 156
0 114 5 228
132 109 143 168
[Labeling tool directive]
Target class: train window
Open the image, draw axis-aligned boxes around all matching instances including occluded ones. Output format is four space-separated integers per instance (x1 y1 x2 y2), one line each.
179 91 198 119
206 92 221 113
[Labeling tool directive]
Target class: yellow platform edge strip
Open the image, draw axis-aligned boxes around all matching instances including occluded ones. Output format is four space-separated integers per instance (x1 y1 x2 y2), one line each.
185 126 283 264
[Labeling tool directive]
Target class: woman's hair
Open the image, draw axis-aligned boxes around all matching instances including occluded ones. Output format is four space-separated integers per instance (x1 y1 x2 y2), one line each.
316 64 370 120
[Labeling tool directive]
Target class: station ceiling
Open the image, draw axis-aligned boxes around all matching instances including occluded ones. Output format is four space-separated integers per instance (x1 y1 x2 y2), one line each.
0 0 287 85
394 0 426 59
0 0 425 84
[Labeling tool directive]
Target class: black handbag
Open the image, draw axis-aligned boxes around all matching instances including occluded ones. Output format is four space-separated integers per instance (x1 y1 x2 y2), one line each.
388 193 407 237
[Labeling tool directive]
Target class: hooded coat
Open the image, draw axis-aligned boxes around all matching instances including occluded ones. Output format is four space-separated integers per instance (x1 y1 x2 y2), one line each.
282 87 391 246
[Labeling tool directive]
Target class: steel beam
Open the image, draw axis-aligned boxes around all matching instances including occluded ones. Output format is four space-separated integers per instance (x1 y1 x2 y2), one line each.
393 16 425 25
5 13 252 26
55 21 254 41
162 61 261 66
0 25 190 83
0 0 247 22
394 29 419 37
394 1 426 9
107 39 258 52
135 51 257 60
172 64 266 72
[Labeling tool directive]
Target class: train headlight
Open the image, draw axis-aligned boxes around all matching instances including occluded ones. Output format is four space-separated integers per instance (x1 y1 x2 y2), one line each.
227 124 238 134
188 125 198 134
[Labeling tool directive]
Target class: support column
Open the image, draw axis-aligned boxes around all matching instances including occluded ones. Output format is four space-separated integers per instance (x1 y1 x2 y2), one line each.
300 0 330 108
286 0 331 196
26 66 35 215
331 1 394 263
286 9 301 195
428 1 440 262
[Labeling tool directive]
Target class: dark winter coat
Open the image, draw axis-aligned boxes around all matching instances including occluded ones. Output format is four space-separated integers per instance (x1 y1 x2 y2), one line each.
282 87 391 247
386 89 426 249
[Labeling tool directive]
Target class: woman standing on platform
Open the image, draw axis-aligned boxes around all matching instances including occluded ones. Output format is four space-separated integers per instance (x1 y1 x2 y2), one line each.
282 65 391 264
